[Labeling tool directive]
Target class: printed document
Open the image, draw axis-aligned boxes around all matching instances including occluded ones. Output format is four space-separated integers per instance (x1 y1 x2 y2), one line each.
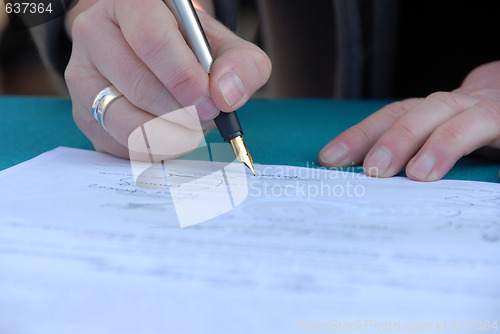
1 147 499 333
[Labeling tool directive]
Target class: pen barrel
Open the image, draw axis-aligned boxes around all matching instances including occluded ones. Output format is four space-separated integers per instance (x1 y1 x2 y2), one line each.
214 112 244 141
167 0 214 72
166 0 246 142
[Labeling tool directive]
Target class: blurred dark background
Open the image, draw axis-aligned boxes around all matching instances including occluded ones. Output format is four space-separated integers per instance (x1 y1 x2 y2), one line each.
393 1 500 98
0 1 499 97
0 25 66 95
0 3 67 95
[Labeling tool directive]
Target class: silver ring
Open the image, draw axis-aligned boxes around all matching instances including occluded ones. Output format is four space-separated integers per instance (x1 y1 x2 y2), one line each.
91 85 123 132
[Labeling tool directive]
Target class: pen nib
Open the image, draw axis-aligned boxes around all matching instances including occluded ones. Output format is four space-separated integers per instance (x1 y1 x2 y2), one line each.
229 136 255 175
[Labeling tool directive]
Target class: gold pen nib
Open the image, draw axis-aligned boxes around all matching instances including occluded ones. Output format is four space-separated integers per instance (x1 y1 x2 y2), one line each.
229 136 255 175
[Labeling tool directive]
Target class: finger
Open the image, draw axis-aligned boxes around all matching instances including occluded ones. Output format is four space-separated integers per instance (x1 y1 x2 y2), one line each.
66 57 205 162
363 92 479 178
65 56 130 158
70 7 183 119
318 98 422 168
406 99 500 181
70 76 205 162
111 0 219 120
104 98 205 162
199 11 272 112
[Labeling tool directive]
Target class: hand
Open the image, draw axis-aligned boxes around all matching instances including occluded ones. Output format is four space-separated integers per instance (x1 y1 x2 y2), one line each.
65 0 271 160
319 61 500 181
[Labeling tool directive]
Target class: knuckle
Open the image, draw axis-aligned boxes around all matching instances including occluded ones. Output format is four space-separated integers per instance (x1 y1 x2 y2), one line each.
71 13 93 41
426 91 464 111
132 22 170 63
435 124 464 150
125 66 162 110
167 65 201 97
64 63 98 91
391 121 418 141
477 100 500 127
350 124 374 146
64 63 79 88
380 100 414 121
426 91 450 102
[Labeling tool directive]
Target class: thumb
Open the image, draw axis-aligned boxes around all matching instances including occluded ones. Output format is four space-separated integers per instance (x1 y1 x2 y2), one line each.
198 11 272 112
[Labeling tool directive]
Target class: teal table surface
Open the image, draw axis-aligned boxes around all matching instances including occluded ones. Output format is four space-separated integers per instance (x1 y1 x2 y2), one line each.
1 96 499 183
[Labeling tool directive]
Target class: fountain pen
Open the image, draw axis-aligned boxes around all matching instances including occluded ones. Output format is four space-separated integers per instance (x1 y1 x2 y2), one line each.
165 0 255 175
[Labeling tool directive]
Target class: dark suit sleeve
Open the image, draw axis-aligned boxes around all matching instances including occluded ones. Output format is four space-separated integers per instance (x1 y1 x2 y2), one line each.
213 0 240 31
29 17 72 78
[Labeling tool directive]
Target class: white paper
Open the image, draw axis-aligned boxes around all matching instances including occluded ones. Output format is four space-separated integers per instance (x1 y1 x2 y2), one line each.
1 147 499 334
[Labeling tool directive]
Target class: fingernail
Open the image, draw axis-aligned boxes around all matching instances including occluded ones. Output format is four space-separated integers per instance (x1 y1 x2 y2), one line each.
195 97 220 120
364 146 393 176
218 72 246 108
408 151 436 180
319 142 349 166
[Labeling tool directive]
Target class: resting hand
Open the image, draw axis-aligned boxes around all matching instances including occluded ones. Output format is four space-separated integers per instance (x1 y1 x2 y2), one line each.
65 0 271 160
319 61 500 181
